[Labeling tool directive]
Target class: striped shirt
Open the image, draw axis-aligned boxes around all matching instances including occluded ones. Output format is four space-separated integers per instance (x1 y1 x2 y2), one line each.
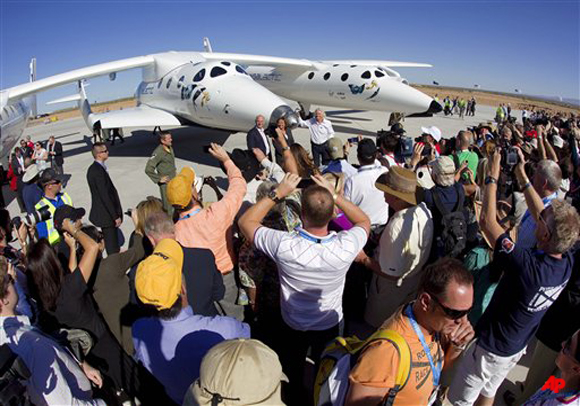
254 226 368 331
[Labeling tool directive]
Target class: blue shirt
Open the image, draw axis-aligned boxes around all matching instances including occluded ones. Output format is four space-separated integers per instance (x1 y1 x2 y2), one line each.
322 159 357 178
35 193 69 239
132 306 250 404
476 233 572 357
517 193 557 249
22 183 43 214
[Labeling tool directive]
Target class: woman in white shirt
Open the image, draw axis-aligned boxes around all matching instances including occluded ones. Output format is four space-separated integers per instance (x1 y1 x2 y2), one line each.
32 141 48 171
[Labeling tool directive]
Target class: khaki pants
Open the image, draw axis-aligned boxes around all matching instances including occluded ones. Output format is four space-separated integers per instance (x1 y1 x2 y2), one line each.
159 183 173 217
515 340 558 404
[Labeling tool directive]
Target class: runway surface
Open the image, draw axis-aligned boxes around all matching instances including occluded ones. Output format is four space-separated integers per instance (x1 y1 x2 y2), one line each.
8 104 529 403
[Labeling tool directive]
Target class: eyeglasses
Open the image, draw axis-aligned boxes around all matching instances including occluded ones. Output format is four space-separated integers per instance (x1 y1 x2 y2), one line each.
430 294 472 320
99 149 109 154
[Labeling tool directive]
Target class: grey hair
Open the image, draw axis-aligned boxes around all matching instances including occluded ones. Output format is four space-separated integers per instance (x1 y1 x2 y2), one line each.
314 109 325 117
256 180 279 201
546 199 580 254
143 211 175 239
537 160 562 192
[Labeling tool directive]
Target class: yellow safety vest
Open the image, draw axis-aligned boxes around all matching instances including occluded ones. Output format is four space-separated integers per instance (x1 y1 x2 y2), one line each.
35 192 73 245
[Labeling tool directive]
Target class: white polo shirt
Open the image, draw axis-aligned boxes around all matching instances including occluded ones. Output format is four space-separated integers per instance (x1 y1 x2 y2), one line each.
254 226 368 331
298 117 335 145
344 164 389 227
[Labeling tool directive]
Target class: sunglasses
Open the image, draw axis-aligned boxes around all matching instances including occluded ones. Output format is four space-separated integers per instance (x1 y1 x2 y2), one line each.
430 294 472 320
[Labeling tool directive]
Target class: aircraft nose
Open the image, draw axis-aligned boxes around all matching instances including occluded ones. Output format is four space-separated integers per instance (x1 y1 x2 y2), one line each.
427 100 443 114
269 105 299 129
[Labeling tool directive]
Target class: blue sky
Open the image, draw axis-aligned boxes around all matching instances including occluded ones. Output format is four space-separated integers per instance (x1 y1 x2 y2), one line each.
1 1 579 112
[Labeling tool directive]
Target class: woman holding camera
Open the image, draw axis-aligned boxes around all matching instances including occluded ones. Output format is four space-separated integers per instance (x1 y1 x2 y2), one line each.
26 218 174 405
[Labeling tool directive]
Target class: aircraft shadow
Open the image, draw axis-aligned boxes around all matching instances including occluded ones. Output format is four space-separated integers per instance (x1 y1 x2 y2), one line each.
59 126 234 169
327 115 374 122
331 125 378 137
326 109 366 116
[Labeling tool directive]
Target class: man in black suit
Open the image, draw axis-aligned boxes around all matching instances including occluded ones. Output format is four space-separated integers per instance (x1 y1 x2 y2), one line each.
87 142 123 254
246 114 272 160
11 147 26 212
47 136 64 174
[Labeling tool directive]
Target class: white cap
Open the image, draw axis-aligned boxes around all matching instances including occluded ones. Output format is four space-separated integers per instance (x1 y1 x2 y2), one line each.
421 126 442 142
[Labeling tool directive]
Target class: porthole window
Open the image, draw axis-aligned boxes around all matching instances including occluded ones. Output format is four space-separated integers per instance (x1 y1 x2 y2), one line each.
308 72 314 80
177 75 185 89
361 71 371 79
210 66 227 78
166 78 172 89
341 73 349 82
323 72 331 81
375 70 385 77
221 61 231 66
157 79 163 88
193 69 206 82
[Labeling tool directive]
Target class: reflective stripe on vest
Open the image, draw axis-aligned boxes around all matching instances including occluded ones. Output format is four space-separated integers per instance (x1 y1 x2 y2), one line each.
35 192 73 245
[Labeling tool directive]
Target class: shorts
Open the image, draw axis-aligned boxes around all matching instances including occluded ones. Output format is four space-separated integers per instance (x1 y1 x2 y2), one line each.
447 341 525 405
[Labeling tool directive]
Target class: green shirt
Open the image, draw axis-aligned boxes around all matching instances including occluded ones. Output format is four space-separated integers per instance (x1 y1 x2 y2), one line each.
145 144 176 184
456 149 479 181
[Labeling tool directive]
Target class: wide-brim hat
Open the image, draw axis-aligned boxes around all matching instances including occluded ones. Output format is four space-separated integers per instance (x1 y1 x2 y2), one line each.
375 166 417 205
23 165 40 183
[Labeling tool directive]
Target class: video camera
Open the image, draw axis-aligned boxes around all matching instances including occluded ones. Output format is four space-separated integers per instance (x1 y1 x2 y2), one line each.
377 130 413 162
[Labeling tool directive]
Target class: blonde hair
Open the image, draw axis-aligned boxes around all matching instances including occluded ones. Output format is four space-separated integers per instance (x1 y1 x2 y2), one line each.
135 196 164 235
547 199 580 254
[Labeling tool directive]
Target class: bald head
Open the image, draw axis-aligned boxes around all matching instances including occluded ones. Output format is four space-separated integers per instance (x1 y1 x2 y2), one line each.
458 131 473 149
300 186 334 228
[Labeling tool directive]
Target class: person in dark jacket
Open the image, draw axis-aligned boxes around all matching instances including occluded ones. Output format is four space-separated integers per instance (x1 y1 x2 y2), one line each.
246 115 272 160
47 136 64 175
87 142 123 254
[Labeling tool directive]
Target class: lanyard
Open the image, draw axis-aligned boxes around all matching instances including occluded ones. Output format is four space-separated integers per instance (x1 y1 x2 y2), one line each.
404 303 442 387
295 227 336 244
178 208 201 222
525 389 579 405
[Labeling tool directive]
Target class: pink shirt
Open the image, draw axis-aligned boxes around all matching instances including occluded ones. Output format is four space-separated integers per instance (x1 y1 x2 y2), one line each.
175 160 247 273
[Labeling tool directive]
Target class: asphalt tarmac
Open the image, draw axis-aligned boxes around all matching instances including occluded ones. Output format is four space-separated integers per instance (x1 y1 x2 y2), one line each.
7 103 530 404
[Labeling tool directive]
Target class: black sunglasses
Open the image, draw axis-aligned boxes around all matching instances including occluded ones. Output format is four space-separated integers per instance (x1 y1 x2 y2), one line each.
430 294 472 320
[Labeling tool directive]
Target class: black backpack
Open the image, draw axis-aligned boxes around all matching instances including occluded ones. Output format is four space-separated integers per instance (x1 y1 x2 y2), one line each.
0 344 32 406
433 185 467 258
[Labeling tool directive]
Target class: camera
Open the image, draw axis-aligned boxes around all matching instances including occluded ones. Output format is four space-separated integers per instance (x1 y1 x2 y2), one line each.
124 209 133 217
10 216 22 231
377 130 413 162
501 145 519 171
24 206 51 227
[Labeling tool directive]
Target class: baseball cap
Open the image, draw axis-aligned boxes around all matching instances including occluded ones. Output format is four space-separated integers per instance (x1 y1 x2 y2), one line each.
430 156 456 186
167 167 196 209
135 239 184 310
357 139 377 159
327 138 344 160
421 126 442 142
54 205 86 231
39 168 64 187
184 339 287 406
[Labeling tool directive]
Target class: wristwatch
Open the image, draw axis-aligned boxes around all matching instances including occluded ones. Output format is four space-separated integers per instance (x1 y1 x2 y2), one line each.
484 176 497 185
267 189 283 203
282 146 290 151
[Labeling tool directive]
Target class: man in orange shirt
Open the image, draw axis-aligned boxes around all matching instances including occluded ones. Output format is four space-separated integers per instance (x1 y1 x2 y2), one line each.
345 257 475 406
167 143 247 320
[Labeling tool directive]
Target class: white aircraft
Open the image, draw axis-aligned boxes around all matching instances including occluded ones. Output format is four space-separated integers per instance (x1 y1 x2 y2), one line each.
0 58 37 159
0 39 441 159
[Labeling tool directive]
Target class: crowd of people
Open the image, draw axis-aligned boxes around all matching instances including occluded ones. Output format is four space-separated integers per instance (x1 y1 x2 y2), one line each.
0 104 579 406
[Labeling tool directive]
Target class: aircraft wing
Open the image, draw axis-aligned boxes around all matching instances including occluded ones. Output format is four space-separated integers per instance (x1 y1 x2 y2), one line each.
3 56 155 103
91 105 181 129
322 60 432 68
200 52 322 71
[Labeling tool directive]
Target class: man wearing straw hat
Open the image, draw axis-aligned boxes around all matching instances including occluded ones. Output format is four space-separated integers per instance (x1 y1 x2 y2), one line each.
356 166 434 328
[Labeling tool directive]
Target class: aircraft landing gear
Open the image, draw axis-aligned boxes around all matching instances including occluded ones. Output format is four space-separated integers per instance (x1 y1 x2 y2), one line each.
297 102 313 120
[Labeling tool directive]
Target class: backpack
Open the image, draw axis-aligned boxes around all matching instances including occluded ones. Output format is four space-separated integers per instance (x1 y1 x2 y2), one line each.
0 344 32 406
433 184 467 258
314 329 411 406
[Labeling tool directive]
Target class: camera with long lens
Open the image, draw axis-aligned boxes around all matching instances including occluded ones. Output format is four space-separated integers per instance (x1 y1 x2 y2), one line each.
500 143 519 172
377 130 413 162
24 206 52 227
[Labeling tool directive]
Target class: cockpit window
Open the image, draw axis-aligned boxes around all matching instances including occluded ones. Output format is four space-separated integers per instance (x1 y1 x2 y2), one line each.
166 78 172 88
375 70 385 77
193 69 206 82
361 71 371 79
235 65 247 75
177 75 185 89
157 79 163 88
210 66 227 78
221 61 231 66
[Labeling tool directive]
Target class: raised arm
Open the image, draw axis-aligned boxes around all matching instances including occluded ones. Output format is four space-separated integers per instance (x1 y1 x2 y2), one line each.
275 128 299 175
514 148 545 222
480 150 505 244
62 220 99 283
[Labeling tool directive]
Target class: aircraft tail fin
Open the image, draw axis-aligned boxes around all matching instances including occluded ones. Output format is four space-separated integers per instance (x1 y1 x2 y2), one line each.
203 37 213 53
78 80 94 129
29 58 37 117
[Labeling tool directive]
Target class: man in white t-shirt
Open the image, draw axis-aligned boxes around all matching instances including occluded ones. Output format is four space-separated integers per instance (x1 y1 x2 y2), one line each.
298 109 335 167
356 166 434 327
344 139 389 228
239 172 370 402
